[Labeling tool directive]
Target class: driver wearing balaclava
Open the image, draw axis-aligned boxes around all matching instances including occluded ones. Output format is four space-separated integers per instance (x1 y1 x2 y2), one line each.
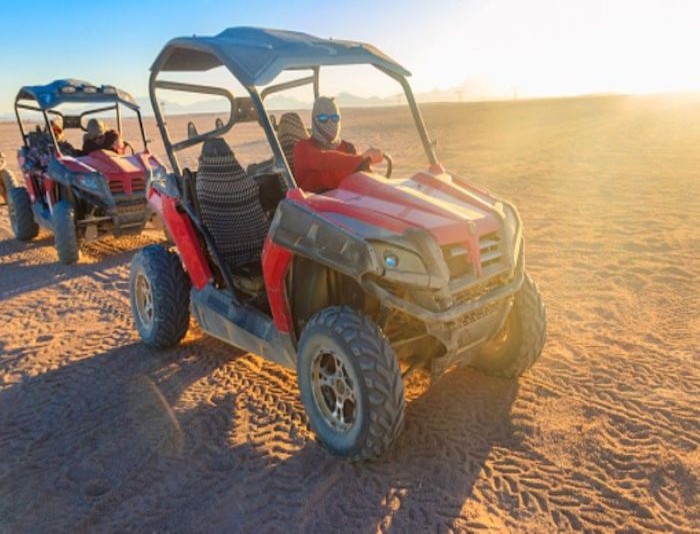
294 96 383 193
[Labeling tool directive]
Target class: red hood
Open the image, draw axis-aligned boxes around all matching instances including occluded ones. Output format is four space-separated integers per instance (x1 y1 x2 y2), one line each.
60 150 157 178
58 150 163 196
304 170 502 246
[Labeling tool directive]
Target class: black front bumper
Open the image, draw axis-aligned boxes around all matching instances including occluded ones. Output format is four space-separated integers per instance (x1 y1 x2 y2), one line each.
75 192 150 235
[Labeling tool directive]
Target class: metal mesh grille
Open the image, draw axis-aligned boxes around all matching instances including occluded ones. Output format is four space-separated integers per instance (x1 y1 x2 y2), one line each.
108 176 146 195
479 232 503 271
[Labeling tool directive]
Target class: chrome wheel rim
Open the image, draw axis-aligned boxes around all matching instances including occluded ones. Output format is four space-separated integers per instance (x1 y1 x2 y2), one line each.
311 349 358 432
135 272 154 329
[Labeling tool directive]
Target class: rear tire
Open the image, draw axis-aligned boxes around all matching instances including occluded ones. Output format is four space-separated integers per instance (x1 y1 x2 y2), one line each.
52 200 79 264
471 272 546 378
297 306 405 462
130 245 191 348
8 186 39 241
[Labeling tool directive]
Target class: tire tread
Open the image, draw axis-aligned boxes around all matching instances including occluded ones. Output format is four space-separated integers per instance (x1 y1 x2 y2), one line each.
299 306 405 462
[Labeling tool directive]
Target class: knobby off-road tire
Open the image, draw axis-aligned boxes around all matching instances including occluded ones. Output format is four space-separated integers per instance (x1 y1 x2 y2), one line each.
130 245 191 348
52 200 79 264
1 168 14 205
297 306 405 462
8 186 39 241
472 272 547 378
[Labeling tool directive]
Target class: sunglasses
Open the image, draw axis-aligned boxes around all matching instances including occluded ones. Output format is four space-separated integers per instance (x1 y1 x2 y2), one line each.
316 113 340 124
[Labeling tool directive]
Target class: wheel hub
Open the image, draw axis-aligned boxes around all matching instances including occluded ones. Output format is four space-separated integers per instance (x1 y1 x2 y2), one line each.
311 349 358 432
134 272 154 328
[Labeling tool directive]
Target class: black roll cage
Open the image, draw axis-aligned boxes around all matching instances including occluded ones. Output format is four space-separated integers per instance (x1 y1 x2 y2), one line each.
149 62 438 191
14 97 149 156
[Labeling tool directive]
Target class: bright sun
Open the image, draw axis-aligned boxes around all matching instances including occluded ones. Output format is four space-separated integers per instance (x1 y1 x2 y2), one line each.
407 0 700 98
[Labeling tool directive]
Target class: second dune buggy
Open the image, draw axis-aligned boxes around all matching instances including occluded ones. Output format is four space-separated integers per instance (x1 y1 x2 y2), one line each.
7 79 166 263
131 27 547 461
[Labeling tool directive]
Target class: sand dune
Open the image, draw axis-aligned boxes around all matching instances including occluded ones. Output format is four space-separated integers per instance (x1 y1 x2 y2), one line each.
0 95 698 532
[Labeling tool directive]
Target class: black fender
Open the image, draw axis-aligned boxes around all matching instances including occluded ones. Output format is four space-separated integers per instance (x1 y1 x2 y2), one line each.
269 199 383 281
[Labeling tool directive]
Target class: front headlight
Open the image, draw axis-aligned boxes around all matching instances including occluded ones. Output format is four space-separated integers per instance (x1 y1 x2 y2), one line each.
77 173 105 193
149 165 168 184
370 241 428 276
147 165 168 195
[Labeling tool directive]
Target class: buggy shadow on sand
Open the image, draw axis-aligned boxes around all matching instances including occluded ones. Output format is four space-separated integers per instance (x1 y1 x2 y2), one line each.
6 79 167 263
131 27 547 461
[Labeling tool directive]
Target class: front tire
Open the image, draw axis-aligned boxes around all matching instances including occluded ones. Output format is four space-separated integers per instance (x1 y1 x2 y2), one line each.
8 186 39 241
0 169 12 205
297 306 405 462
471 272 547 378
130 245 191 348
52 200 79 264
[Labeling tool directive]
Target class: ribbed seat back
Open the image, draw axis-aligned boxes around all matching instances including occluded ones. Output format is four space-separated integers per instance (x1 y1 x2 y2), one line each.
277 112 308 175
195 138 269 269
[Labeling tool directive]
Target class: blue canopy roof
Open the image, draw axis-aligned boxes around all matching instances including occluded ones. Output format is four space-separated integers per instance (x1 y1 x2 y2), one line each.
16 79 140 111
151 27 411 86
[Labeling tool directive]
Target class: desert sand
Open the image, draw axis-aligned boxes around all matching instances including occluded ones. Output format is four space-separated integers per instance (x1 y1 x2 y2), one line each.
0 95 698 532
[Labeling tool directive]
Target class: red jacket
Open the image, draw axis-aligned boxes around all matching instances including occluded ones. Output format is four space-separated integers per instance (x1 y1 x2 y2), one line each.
293 138 367 193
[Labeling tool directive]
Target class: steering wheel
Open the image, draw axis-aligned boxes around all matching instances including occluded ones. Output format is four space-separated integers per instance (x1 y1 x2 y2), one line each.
123 141 135 156
381 153 393 178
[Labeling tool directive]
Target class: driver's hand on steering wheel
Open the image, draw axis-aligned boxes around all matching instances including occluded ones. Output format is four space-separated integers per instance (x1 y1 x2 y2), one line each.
362 147 384 165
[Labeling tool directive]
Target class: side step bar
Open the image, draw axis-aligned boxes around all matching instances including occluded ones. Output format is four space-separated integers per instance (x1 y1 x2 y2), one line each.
190 284 296 369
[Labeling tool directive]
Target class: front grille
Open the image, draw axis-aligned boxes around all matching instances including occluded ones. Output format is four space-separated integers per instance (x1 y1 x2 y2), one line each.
457 301 501 326
442 243 472 278
109 176 146 195
116 201 147 216
453 275 506 305
479 232 503 272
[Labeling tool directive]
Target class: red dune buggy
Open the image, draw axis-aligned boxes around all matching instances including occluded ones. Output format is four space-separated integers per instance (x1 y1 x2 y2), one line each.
131 28 546 461
7 79 166 263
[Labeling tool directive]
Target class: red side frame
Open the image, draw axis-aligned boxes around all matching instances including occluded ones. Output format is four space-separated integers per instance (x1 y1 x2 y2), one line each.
149 186 213 290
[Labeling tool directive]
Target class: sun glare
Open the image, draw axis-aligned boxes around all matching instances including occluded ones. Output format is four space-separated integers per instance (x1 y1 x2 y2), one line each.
407 0 700 98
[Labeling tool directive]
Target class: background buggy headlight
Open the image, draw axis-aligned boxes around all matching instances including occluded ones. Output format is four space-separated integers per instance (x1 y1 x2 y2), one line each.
151 165 167 182
77 173 104 192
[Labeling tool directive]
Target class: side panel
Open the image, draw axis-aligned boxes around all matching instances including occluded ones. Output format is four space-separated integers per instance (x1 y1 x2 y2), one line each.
261 237 293 333
23 172 38 201
41 176 57 210
150 187 212 289
264 189 383 335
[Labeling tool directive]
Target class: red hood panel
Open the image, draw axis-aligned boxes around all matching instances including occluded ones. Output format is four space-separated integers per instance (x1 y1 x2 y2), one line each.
60 151 155 178
311 172 501 245
58 151 162 196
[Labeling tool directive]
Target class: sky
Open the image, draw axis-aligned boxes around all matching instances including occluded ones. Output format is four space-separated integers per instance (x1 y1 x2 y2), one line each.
1 0 700 114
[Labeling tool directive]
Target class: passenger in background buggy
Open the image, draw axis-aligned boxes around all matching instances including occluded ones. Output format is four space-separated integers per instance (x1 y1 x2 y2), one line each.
50 118 78 156
82 118 107 154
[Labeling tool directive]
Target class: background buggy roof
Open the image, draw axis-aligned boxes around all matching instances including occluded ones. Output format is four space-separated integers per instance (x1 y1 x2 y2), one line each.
151 27 411 86
16 79 140 111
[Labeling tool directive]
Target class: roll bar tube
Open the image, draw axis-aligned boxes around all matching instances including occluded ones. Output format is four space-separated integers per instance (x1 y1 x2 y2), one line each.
15 99 149 152
247 86 297 191
149 76 237 176
375 65 438 166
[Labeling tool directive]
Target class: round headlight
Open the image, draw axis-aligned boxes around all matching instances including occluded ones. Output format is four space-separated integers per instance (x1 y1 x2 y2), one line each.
384 253 399 268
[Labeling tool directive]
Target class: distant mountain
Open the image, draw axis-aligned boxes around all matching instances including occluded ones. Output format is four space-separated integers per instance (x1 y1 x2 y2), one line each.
136 97 231 116
0 80 517 120
415 79 515 103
